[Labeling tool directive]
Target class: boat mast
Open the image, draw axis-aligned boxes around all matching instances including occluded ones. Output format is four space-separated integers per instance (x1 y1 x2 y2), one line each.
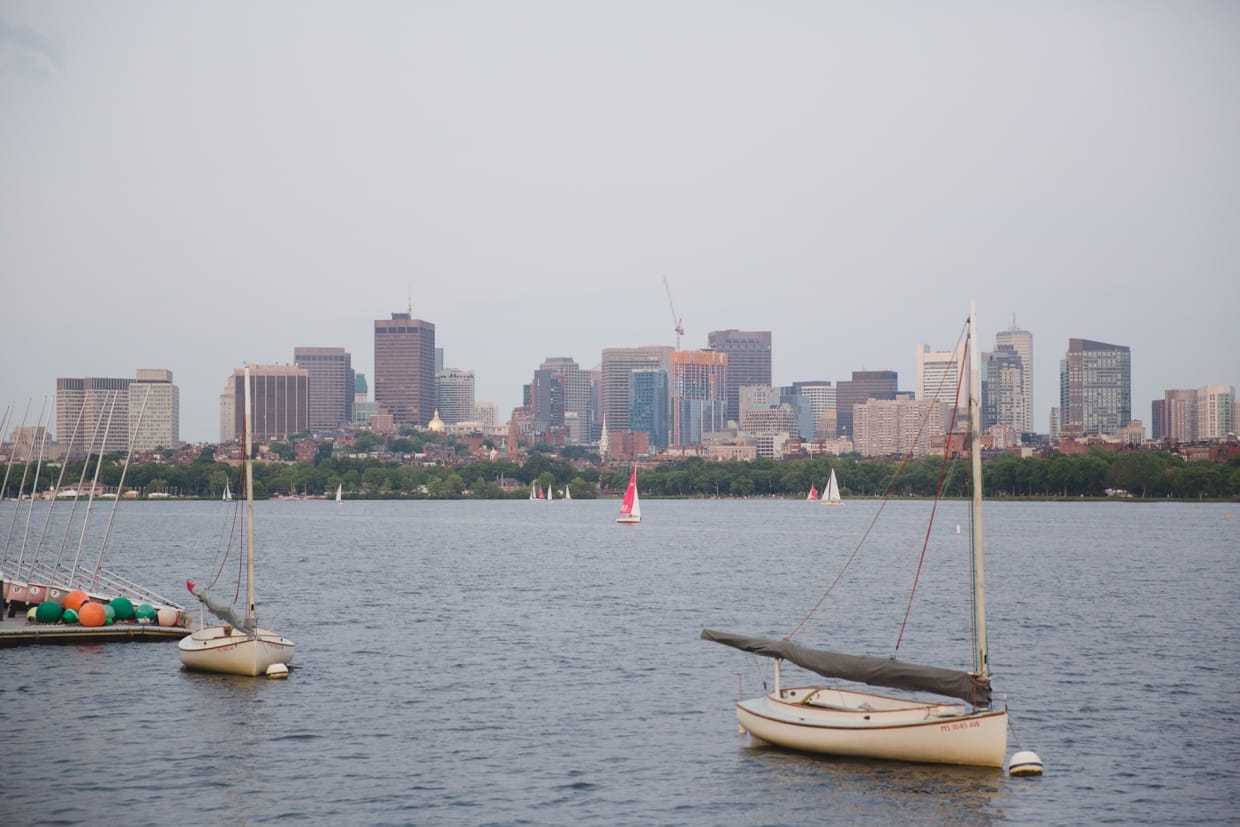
968 301 990 682
244 366 257 629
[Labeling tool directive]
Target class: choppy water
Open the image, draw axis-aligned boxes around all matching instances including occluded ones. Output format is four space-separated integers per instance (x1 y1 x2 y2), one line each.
2 498 1237 825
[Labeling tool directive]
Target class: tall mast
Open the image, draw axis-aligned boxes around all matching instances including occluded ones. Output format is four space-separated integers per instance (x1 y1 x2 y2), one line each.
968 301 990 681
244 366 257 628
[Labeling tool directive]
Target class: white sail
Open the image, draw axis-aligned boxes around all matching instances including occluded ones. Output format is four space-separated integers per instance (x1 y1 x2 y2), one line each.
821 469 842 506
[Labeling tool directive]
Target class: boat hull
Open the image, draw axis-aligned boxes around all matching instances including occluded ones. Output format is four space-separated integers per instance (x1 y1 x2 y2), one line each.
737 687 1007 768
178 625 295 676
616 515 640 524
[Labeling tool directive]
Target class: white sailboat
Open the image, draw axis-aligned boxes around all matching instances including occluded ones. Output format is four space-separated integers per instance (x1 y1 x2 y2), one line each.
564 486 572 501
335 483 342 503
616 468 641 524
222 481 232 502
703 303 1024 770
179 366 295 677
820 468 843 507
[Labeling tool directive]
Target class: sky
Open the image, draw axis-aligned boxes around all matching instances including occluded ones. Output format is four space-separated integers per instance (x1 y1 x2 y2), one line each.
2 1 1237 444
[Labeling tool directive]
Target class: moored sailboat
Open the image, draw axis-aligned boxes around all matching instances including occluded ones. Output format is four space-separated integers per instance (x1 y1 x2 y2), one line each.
179 366 294 677
703 303 1030 770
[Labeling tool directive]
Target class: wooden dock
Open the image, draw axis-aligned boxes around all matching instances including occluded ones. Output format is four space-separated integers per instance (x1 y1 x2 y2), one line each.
0 615 189 648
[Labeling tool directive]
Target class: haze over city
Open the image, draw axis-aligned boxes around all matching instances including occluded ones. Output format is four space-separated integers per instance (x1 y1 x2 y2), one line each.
3 2 1237 444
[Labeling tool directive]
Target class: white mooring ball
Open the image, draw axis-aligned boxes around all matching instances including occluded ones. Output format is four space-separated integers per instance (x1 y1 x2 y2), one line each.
1008 750 1044 777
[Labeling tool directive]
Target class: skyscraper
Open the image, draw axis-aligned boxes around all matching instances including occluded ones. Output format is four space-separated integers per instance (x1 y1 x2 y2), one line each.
671 350 728 446
374 311 436 428
435 368 476 425
707 329 772 426
539 357 592 443
995 321 1033 434
600 346 671 434
294 346 354 431
628 369 669 449
791 380 836 439
982 348 1025 434
57 370 180 456
1197 384 1235 439
915 343 963 412
224 365 309 442
1059 338 1131 437
835 371 898 438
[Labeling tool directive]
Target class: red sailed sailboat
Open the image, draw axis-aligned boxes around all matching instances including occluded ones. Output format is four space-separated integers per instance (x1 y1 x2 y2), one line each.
616 468 641 524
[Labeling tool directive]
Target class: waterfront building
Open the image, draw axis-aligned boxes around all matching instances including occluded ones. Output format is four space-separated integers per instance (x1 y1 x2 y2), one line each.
374 310 436 428
995 321 1033 433
57 370 179 457
835 371 898 438
707 329 772 426
1197 384 1235 440
435 368 476 425
1059 338 1131 437
294 346 354 431
600 346 671 434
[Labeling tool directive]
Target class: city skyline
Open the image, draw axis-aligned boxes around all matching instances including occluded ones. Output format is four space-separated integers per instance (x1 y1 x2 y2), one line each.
3 4 1237 443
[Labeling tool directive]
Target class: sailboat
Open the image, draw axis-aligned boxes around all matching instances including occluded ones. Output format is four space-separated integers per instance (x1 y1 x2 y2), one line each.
335 483 342 503
179 366 295 677
564 486 572 501
616 468 641 524
820 468 843 507
703 303 1018 769
806 482 818 502
222 481 232 502
529 482 537 501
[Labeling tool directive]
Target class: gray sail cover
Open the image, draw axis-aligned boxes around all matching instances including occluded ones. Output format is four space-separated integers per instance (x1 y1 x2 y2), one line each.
190 583 256 635
701 628 991 707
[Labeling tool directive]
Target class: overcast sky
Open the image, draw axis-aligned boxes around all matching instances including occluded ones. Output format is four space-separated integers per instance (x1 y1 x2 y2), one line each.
2 2 1237 444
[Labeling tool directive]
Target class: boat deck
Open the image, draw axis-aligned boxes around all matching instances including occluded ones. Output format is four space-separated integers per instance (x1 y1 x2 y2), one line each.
0 614 189 647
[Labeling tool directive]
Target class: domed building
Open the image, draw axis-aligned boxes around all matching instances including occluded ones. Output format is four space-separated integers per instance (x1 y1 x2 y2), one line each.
427 409 446 433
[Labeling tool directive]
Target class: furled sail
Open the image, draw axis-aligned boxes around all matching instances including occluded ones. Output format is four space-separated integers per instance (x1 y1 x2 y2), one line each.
187 580 255 635
700 628 991 707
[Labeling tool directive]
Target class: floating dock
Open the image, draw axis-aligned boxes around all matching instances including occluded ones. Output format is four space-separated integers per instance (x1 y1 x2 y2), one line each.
0 615 189 648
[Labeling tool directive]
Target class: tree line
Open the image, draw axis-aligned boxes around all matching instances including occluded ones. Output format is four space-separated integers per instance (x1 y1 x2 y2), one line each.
4 444 1237 501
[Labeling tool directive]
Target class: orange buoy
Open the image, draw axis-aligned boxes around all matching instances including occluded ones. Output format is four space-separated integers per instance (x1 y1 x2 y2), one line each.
156 607 180 627
78 601 107 627
65 590 90 611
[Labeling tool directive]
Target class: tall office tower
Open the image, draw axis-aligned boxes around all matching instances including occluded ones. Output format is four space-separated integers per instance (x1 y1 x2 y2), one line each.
226 365 309 442
982 348 1025 434
129 369 180 451
671 350 729 446
1159 389 1197 442
707 330 772 426
435 368 476 425
853 395 946 458
540 357 592 443
1149 398 1166 442
1059 338 1131 437
792 380 836 439
600 346 672 434
530 367 563 434
628 369 669 449
916 343 964 409
374 311 436 428
435 347 444 372
995 321 1033 433
294 347 354 431
57 370 180 457
835 371 898 438
1197 384 1235 440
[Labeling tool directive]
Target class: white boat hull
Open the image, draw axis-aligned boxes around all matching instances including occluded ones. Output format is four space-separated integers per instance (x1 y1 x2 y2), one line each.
178 625 295 676
616 515 640 524
737 686 1008 768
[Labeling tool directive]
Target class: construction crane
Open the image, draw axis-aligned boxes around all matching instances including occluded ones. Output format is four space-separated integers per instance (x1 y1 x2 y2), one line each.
662 274 684 351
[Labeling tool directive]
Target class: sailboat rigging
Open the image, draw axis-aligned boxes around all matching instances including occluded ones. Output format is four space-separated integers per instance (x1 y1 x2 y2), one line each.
179 366 295 677
703 303 1032 770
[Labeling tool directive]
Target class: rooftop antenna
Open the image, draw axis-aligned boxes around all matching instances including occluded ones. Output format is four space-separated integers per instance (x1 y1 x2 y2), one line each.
408 283 413 314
